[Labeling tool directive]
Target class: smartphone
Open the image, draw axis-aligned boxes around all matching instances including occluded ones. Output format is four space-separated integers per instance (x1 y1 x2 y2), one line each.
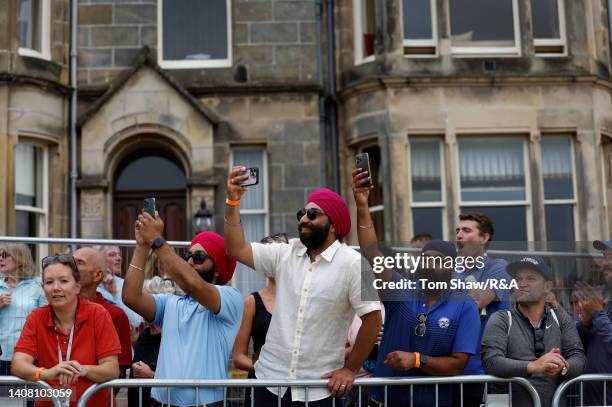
239 167 259 187
143 197 156 217
355 153 372 187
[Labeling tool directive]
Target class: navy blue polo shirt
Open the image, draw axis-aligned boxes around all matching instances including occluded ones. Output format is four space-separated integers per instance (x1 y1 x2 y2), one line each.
453 255 510 374
372 272 481 407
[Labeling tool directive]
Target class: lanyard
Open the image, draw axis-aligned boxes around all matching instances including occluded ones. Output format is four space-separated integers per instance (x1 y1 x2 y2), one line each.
55 324 75 363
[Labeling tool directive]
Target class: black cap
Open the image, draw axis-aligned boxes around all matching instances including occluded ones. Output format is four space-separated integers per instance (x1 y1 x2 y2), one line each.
422 240 457 258
593 240 612 251
507 256 552 280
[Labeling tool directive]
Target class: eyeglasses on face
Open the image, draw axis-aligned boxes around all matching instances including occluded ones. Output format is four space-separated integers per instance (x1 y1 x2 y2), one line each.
415 312 427 337
260 233 289 244
296 208 327 222
42 254 78 272
181 251 211 264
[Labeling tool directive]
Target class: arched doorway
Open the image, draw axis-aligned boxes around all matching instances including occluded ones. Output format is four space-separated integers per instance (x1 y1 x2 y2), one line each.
113 149 188 241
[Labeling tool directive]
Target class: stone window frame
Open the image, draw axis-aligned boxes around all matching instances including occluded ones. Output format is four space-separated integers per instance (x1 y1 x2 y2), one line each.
353 0 376 65
449 0 522 57
533 0 568 57
16 0 51 60
401 0 439 57
453 135 535 241
14 137 50 262
600 134 612 240
407 136 448 239
540 134 578 241
157 0 233 69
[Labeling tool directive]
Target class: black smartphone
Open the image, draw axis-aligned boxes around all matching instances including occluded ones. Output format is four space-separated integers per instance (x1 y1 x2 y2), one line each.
143 197 156 217
239 167 259 187
355 153 372 187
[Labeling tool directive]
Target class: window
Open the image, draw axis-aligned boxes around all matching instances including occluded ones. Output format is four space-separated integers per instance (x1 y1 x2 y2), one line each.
458 138 530 241
158 0 232 68
361 145 385 236
354 0 376 63
231 148 268 294
449 0 521 55
402 0 437 55
409 139 445 239
532 0 566 55
541 136 576 241
16 0 50 59
14 142 48 260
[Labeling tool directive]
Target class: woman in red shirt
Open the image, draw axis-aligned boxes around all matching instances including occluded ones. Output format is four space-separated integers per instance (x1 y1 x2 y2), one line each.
11 254 121 406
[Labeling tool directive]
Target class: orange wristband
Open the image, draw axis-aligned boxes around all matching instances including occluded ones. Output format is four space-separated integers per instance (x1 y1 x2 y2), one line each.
35 367 45 380
414 352 421 369
226 198 240 207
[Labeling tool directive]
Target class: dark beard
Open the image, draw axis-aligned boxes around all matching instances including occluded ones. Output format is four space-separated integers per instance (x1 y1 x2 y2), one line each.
299 221 331 251
199 266 216 284
415 268 452 296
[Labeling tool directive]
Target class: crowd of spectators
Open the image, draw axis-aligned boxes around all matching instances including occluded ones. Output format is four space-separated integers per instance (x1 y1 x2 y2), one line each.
0 164 609 407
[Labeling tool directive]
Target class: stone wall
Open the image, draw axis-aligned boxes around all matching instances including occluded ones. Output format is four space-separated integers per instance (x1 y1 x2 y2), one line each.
77 0 319 87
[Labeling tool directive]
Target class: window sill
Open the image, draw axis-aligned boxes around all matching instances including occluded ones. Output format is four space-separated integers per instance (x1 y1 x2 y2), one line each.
355 55 376 65
18 47 51 61
451 47 521 58
158 59 233 69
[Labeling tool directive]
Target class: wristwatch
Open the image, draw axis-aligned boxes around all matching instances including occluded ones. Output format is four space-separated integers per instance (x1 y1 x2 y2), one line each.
420 354 428 367
151 236 166 251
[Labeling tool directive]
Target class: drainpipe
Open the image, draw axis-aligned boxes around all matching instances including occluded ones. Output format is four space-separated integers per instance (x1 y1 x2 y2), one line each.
315 0 327 187
326 0 339 192
70 0 78 238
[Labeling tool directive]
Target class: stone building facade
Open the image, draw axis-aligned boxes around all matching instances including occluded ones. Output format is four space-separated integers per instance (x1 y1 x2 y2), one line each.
2 0 612 291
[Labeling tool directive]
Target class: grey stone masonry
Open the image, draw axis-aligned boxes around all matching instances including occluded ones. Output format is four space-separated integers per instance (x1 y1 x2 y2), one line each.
78 0 318 86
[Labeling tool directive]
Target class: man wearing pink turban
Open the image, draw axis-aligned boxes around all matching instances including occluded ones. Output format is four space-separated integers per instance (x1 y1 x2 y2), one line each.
123 214 243 407
224 166 382 407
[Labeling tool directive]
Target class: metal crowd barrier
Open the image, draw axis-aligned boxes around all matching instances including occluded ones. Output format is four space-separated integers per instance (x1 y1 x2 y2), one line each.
0 235 602 258
552 374 612 407
0 376 63 407
76 376 541 407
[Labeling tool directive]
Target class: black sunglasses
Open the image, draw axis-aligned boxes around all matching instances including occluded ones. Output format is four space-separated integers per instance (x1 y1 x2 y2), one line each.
42 254 78 271
260 233 289 244
296 208 327 222
534 327 545 357
0 251 10 259
181 251 210 264
415 313 427 337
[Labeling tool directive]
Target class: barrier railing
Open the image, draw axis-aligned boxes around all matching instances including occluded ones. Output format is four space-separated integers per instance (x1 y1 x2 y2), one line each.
552 374 612 407
76 376 541 407
0 236 603 258
0 376 63 407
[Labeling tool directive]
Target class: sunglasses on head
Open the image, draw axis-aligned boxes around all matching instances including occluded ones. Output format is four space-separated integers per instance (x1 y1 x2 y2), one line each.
415 312 427 337
181 251 210 264
42 254 78 271
260 233 289 244
296 208 327 222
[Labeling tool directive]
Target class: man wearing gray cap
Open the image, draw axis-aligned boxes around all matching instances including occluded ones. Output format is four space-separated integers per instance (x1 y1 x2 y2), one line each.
481 256 585 407
572 240 612 406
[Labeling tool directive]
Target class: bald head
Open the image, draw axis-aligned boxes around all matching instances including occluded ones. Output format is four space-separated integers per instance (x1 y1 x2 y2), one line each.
73 247 106 294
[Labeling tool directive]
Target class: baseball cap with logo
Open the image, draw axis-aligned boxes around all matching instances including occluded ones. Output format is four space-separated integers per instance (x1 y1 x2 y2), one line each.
507 256 552 281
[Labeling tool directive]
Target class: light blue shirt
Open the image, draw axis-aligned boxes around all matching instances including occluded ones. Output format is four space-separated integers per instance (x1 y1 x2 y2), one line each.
151 285 243 405
97 275 143 327
0 278 47 361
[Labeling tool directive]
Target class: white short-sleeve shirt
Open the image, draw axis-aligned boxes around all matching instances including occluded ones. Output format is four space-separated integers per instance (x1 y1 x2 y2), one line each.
251 238 381 401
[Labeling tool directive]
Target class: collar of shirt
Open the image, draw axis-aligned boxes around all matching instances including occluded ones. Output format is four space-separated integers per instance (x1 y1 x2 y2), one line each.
44 299 90 329
295 239 341 263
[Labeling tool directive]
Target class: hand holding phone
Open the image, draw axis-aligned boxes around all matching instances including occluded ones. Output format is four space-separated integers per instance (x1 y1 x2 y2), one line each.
355 153 372 187
143 197 156 217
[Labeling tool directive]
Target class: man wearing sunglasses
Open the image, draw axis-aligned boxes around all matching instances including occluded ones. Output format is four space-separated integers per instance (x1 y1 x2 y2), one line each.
123 215 243 407
481 257 585 407
224 166 382 407
351 168 481 407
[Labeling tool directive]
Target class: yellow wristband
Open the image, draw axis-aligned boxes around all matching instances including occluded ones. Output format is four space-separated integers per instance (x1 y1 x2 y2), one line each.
414 352 421 369
226 198 240 207
35 367 45 380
